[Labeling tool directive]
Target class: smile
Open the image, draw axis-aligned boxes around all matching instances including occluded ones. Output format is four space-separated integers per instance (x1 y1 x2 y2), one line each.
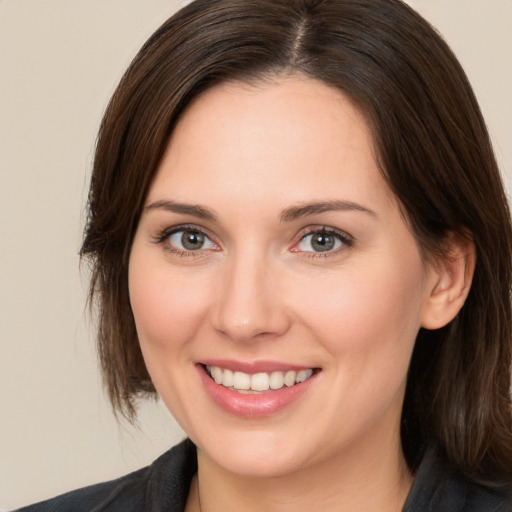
206 365 315 393
198 362 321 417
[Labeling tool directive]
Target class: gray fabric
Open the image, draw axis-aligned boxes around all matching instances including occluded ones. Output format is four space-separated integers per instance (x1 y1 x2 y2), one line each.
403 447 510 512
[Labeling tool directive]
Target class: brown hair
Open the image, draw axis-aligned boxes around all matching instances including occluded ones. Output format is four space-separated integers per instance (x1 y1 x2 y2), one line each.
81 0 512 487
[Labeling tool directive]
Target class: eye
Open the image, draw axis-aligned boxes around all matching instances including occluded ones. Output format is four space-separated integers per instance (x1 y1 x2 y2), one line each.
167 228 217 252
295 229 350 253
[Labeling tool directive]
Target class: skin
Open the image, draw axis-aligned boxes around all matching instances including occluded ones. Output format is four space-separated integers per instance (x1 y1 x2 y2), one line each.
128 75 471 512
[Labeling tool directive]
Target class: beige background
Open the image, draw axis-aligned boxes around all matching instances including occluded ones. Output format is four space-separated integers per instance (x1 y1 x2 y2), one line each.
0 0 510 509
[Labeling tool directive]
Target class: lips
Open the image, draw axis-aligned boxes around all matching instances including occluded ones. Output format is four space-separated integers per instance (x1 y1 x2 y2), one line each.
197 361 320 418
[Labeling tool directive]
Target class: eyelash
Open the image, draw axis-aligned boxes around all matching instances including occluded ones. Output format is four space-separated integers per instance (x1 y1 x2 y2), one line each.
292 227 353 258
153 224 218 257
153 224 353 258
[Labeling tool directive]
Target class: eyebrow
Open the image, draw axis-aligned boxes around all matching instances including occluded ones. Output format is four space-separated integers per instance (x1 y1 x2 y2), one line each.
280 200 377 222
144 199 377 223
144 200 217 221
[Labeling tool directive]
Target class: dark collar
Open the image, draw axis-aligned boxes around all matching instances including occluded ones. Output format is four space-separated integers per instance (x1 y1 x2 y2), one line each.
403 446 510 511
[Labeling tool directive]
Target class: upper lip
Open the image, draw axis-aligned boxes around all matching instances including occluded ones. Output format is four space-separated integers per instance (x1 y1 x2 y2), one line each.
199 359 317 374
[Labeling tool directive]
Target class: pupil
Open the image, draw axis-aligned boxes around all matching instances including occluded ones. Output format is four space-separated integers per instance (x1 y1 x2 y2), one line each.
312 233 334 252
182 231 204 250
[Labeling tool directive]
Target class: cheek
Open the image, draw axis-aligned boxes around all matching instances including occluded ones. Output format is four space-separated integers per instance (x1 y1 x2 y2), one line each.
128 254 211 354
289 252 427 359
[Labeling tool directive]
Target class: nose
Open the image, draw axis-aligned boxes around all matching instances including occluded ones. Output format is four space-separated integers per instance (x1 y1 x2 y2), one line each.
211 253 291 342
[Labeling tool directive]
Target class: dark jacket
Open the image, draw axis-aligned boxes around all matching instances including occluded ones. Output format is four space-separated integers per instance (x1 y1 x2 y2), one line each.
15 439 511 511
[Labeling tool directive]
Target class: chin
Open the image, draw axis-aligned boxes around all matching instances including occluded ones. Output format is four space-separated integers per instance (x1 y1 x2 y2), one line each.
194 427 311 478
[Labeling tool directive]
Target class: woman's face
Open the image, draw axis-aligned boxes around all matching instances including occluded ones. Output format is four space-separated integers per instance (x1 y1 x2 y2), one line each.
129 76 438 478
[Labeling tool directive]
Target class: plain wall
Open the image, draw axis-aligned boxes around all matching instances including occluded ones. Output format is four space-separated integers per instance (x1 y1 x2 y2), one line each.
0 0 510 509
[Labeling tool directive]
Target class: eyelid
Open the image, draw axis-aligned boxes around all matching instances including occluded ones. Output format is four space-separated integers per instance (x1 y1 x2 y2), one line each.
290 226 353 256
152 224 220 254
152 223 352 257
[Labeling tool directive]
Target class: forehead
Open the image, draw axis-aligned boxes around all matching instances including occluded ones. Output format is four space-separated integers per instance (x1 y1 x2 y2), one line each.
167 75 373 162
148 75 395 216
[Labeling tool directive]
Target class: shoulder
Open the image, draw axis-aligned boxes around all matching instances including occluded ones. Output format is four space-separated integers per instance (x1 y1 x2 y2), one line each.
404 446 511 512
437 477 511 512
461 480 511 512
14 439 197 512
14 466 150 512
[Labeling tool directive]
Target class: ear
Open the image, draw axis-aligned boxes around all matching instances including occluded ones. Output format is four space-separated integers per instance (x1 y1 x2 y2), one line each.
421 233 476 330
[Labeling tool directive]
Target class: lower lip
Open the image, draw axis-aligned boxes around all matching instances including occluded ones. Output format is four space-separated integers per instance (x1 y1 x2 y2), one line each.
197 365 318 418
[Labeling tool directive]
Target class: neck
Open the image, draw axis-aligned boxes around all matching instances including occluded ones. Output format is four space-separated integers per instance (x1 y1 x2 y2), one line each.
189 433 413 512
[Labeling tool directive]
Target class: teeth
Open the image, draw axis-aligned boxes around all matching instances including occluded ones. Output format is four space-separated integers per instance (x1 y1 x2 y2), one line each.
284 370 296 387
269 371 284 390
206 366 315 392
233 371 251 390
251 372 269 391
222 369 234 387
211 366 223 384
296 369 313 383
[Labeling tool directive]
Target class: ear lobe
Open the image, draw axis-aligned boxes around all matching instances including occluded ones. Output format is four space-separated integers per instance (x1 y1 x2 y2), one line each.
421 234 476 330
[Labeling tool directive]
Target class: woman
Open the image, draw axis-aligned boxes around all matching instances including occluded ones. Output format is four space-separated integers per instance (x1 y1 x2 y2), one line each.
17 0 512 510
